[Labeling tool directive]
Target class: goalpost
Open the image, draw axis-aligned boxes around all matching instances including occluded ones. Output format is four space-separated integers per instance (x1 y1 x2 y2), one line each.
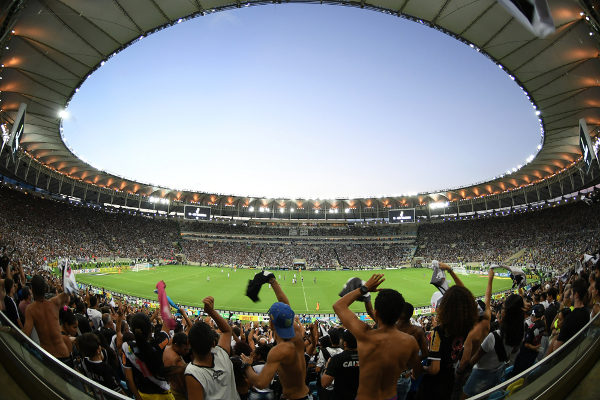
131 263 151 272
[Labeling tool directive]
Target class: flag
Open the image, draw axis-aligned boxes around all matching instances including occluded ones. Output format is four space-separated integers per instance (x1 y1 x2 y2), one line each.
316 302 320 311
156 281 176 330
430 260 449 294
62 259 77 294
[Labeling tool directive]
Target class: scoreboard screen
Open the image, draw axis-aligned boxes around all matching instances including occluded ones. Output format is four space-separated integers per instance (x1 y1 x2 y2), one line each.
184 205 211 220
388 209 415 223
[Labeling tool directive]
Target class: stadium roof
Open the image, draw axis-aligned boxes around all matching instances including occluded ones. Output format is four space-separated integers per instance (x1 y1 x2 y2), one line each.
0 0 599 212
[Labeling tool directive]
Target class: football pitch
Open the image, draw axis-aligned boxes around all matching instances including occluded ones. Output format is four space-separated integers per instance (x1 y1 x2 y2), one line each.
76 266 514 314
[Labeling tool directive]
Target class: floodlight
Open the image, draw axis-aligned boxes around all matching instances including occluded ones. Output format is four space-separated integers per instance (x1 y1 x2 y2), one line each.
248 206 254 212
290 208 294 213
279 207 285 213
58 109 69 119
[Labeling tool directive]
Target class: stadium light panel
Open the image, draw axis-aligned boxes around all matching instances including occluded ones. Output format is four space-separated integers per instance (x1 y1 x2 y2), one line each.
279 207 285 213
429 201 449 210
248 206 254 212
290 208 294 213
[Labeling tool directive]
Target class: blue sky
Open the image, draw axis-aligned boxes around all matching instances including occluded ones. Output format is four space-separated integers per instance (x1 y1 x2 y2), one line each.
63 4 541 199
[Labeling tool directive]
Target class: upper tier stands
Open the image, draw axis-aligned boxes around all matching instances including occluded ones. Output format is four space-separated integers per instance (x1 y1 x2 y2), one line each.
1 182 598 270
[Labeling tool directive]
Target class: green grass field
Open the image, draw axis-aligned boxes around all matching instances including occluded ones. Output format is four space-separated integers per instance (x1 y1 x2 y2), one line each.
76 266 513 314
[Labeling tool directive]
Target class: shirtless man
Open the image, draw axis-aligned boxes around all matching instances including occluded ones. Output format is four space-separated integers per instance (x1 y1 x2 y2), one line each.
23 275 71 364
163 332 190 400
241 277 309 400
334 274 421 400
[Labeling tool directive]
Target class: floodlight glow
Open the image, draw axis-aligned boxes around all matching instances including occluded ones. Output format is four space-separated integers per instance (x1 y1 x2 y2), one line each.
537 144 542 150
535 110 541 116
345 209 351 213
314 209 319 213
259 207 265 212
248 206 254 212
279 207 285 213
290 208 294 213
429 201 449 210
58 109 69 119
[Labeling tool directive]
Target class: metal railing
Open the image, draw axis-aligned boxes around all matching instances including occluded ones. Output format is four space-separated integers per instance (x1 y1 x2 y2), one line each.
0 310 130 400
469 311 600 399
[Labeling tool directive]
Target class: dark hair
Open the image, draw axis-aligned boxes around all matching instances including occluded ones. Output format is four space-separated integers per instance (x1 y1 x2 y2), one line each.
254 343 272 362
437 286 477 339
374 289 405 326
233 341 252 357
20 286 30 300
31 275 46 299
232 326 241 337
60 308 77 327
128 312 165 377
342 329 357 349
101 313 111 326
4 278 13 294
89 295 98 308
78 332 101 358
319 335 332 349
559 308 571 319
400 302 414 323
328 328 341 346
572 278 588 303
547 287 558 300
188 321 215 356
501 294 525 347
172 332 188 346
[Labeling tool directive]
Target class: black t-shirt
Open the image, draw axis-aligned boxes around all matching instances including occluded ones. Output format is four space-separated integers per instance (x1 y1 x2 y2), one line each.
83 349 121 392
325 350 359 400
558 307 589 343
417 325 467 400
544 301 559 333
75 313 92 334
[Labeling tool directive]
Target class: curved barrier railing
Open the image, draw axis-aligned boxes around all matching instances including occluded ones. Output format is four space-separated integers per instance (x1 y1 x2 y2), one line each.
469 312 600 400
1 307 598 399
0 311 129 400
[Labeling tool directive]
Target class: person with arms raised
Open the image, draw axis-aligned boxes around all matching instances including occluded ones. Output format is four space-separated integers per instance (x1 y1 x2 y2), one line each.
241 276 310 400
333 273 421 400
185 296 239 400
23 275 72 365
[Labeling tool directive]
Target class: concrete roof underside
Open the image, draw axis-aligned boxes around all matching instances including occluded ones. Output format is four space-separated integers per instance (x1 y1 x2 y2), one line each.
0 0 599 215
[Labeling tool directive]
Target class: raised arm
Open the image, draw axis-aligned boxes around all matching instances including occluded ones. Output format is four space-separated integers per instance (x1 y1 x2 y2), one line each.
269 277 290 305
440 262 464 287
241 343 285 389
179 307 192 335
203 296 232 354
333 274 384 341
484 269 494 321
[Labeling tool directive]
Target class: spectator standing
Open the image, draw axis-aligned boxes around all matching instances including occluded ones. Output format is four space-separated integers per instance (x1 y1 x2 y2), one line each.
4 278 23 328
18 286 31 325
396 302 429 400
417 285 477 400
548 278 590 354
185 296 239 400
321 329 360 400
334 274 421 400
512 304 545 375
462 294 524 397
242 277 310 400
23 275 72 364
163 332 190 400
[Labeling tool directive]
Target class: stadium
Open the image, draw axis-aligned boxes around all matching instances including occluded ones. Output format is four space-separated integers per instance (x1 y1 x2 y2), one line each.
1 0 600 399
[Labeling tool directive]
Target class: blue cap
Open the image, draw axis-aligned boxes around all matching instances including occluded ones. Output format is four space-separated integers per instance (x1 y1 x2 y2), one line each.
268 302 295 339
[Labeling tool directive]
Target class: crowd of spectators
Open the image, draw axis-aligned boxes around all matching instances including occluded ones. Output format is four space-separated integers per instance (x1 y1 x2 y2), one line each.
183 221 415 237
181 240 414 268
2 235 598 399
0 186 179 268
415 201 600 270
2 183 599 273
